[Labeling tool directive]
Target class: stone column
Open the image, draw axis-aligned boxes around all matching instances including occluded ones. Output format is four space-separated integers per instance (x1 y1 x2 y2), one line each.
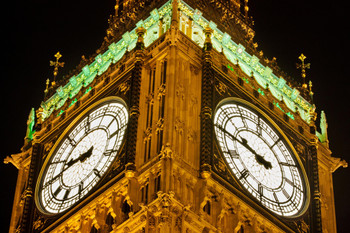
200 27 214 178
125 27 146 173
20 143 42 233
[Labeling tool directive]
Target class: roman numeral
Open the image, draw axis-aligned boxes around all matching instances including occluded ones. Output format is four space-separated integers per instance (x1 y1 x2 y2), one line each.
53 186 62 197
78 183 83 198
50 160 65 165
270 138 281 149
93 169 101 178
107 118 116 129
85 117 90 133
257 118 262 136
104 149 117 156
273 192 279 202
284 178 294 186
280 162 296 167
109 129 119 139
239 169 249 180
63 189 70 199
258 184 264 197
282 188 290 199
43 174 61 189
67 136 77 146
229 149 239 159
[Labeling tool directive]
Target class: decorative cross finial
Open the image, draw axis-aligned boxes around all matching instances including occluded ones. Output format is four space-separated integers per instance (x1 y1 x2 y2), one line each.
49 52 65 86
296 53 310 89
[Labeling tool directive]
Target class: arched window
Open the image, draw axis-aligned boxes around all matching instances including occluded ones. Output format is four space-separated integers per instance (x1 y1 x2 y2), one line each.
122 200 132 221
237 225 244 233
90 225 98 233
105 213 115 231
203 200 211 215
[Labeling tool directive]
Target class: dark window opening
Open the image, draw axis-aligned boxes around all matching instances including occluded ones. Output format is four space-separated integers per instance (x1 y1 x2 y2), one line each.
203 201 211 215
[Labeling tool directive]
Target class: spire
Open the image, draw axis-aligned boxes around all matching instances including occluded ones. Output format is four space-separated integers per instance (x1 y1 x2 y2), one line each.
296 53 310 89
49 52 65 87
319 111 328 145
25 108 35 142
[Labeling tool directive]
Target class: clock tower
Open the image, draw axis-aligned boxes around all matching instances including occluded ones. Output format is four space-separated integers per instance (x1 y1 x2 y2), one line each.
6 0 346 233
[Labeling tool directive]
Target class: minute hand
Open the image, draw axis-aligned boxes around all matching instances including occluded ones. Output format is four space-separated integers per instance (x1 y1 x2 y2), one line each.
215 124 272 169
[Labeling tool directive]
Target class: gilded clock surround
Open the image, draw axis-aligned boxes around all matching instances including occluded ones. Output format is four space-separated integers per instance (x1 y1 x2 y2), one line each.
213 98 310 218
35 97 129 215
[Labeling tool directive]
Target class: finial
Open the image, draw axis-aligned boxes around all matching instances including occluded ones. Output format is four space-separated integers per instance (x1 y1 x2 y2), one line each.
25 108 36 142
49 52 65 86
203 27 213 51
44 78 50 97
309 80 314 101
319 111 328 145
135 27 146 50
296 53 310 89
244 0 249 19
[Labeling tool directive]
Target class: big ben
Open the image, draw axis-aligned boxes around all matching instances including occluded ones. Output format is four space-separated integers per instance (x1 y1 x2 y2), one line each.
4 0 348 232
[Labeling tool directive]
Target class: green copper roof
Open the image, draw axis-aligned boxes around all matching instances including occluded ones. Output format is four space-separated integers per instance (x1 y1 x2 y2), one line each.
39 0 313 124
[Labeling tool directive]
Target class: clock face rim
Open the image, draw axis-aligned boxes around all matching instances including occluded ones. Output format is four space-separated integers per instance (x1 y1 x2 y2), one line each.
214 98 310 218
35 97 129 215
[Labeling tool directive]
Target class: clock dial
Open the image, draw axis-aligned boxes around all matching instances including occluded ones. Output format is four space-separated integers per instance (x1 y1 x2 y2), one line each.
36 99 128 214
214 100 308 217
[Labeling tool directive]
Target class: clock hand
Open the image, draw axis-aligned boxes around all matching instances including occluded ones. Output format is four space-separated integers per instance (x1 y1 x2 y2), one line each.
215 124 257 155
239 135 272 169
215 124 272 169
78 146 94 163
44 146 95 189
66 146 94 167
254 152 272 169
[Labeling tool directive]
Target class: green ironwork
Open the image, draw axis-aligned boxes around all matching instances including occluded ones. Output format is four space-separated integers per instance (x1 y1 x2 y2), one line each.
38 0 313 125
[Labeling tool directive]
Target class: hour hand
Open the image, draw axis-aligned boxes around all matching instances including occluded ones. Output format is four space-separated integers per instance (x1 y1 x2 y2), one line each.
78 146 94 163
255 154 272 169
66 146 94 167
239 136 272 170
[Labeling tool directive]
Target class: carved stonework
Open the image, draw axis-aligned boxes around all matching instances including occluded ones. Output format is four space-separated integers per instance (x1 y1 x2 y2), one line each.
295 219 310 233
158 84 166 100
4 152 25 169
176 82 185 100
117 81 131 95
215 82 228 96
159 143 173 159
186 128 196 142
33 216 46 231
175 117 185 135
190 63 200 75
144 127 152 142
146 93 154 105
156 118 164 134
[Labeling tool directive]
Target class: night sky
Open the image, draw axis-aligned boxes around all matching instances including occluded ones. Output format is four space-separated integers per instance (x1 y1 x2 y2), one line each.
1 0 349 232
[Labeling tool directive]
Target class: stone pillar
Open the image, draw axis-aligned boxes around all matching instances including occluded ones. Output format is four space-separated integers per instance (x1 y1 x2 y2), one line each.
20 143 42 233
310 143 323 233
309 113 322 233
200 27 214 177
125 27 145 172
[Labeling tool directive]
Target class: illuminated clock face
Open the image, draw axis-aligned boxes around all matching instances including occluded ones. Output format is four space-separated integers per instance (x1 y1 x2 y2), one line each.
214 100 308 217
37 99 128 214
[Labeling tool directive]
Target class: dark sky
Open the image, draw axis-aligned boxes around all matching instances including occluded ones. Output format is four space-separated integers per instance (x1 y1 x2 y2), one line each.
1 0 349 232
